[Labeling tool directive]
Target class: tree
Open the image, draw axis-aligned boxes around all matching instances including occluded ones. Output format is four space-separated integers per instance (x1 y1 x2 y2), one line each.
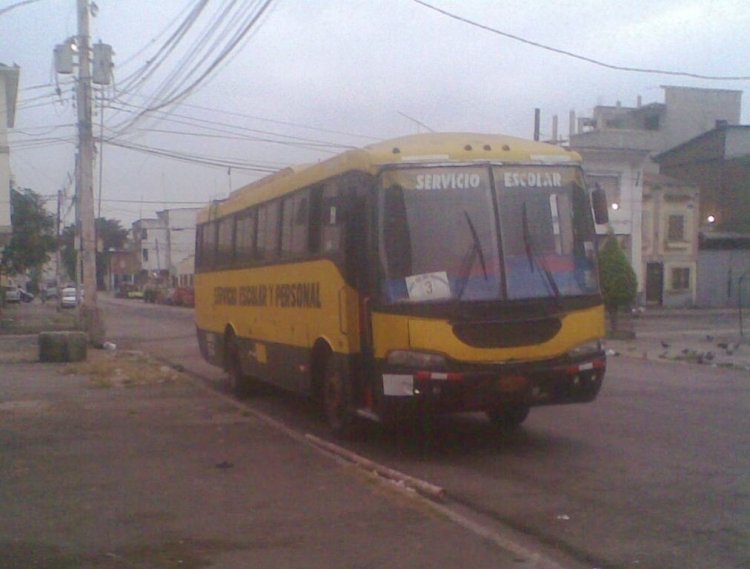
598 235 637 334
61 218 129 288
0 187 57 285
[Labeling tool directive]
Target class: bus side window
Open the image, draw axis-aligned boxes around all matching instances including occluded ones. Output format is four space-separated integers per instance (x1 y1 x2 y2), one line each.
281 188 310 258
321 184 341 253
195 225 203 269
200 221 218 269
235 208 257 265
257 200 281 261
308 185 323 254
216 216 235 267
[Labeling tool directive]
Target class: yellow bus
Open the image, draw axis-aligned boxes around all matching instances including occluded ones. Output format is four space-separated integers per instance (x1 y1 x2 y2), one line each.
195 132 609 435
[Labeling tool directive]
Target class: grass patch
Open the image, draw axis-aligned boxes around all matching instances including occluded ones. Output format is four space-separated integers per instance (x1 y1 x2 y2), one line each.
61 349 185 388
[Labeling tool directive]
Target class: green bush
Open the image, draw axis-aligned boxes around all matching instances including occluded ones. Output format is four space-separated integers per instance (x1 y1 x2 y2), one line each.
599 236 637 315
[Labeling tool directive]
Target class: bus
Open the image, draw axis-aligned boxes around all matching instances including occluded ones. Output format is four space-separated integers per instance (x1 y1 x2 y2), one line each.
195 132 610 435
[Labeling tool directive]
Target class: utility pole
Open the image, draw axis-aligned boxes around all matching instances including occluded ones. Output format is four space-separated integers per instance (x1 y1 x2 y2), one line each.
75 0 105 344
55 189 62 289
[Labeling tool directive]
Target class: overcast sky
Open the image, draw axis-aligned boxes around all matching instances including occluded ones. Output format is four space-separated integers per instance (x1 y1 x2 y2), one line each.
2 0 748 227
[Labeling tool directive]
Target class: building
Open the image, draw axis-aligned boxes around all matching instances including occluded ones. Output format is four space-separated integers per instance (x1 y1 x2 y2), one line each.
569 86 743 305
655 124 750 234
0 64 19 251
107 249 140 293
655 124 750 307
641 173 699 307
131 207 200 288
577 86 742 153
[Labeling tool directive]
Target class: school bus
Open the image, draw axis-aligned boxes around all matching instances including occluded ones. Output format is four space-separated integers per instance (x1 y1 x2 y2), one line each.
195 132 609 435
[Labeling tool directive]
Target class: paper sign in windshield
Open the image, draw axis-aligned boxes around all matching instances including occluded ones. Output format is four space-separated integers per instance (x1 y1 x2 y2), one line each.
405 272 451 301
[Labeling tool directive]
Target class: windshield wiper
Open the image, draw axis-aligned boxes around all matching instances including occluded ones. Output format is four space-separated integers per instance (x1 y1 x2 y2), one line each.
521 202 562 307
454 211 489 302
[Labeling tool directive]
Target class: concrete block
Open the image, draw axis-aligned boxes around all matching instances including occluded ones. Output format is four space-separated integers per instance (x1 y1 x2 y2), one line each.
38 331 88 362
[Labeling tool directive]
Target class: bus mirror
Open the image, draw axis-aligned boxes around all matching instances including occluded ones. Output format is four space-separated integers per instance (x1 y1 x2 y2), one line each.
591 185 609 224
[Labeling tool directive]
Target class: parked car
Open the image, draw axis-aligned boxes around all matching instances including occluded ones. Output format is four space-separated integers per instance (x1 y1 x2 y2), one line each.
18 289 34 303
60 287 82 308
43 285 59 300
5 287 21 303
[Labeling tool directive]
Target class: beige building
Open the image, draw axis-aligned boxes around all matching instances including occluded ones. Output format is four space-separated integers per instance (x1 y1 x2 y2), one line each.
641 173 699 307
0 64 19 251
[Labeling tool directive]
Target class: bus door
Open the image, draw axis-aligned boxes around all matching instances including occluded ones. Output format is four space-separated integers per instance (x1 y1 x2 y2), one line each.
342 180 377 408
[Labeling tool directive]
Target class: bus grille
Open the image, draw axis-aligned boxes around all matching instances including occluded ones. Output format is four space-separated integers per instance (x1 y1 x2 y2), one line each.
452 318 561 348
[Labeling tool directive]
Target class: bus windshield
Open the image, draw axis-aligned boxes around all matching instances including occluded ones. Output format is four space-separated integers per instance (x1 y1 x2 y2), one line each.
378 165 599 305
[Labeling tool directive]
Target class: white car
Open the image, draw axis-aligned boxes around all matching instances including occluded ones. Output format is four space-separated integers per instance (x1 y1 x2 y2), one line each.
60 287 82 308
5 287 21 303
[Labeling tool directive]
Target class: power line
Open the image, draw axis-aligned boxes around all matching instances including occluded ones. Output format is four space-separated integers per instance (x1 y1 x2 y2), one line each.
411 0 750 81
102 198 208 205
105 138 281 173
110 0 276 137
105 99 353 151
0 0 43 16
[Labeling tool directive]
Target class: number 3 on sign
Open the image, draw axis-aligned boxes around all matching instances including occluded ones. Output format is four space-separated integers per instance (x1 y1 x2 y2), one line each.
405 271 451 301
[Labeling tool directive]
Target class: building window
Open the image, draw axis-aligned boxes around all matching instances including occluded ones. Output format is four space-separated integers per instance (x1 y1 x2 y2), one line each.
671 267 690 291
667 215 685 242
641 211 652 250
142 248 149 262
141 229 148 239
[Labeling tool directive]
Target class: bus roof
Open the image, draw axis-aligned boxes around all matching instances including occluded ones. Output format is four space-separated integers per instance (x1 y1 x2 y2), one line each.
197 132 582 223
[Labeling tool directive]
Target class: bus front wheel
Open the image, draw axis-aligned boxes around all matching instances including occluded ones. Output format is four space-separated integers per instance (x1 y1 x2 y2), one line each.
322 358 356 437
486 404 530 430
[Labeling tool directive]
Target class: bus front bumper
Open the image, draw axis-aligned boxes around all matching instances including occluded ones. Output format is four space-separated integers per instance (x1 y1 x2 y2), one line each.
378 353 606 413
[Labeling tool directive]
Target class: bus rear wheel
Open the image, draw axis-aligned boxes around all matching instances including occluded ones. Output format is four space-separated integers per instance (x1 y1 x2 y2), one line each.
322 359 356 437
486 404 530 430
226 334 254 398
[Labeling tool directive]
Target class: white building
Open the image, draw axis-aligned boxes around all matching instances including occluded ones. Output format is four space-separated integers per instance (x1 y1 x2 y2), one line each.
132 207 200 286
0 64 19 252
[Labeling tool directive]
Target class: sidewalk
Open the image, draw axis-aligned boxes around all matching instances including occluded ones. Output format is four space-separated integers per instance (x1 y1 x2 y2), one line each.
604 307 750 371
0 302 523 568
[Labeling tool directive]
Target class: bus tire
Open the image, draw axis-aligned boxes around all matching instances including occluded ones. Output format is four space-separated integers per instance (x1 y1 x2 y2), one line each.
226 332 254 398
486 404 530 430
322 357 356 437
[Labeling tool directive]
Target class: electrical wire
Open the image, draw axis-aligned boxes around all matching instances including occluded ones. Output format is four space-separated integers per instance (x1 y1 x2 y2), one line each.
105 138 282 173
0 0 42 16
109 0 276 137
105 100 354 152
411 0 750 81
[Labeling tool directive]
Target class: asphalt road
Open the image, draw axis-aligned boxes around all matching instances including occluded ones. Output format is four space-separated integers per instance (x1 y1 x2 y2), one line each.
102 297 750 569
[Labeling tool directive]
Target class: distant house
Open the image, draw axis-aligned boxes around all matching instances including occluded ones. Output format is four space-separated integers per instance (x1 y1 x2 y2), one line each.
641 173 699 307
132 207 201 288
655 124 750 234
655 124 750 307
107 249 140 292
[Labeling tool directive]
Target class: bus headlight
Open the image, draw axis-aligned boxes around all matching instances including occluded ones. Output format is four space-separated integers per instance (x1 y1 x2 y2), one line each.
568 340 603 358
387 350 446 369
